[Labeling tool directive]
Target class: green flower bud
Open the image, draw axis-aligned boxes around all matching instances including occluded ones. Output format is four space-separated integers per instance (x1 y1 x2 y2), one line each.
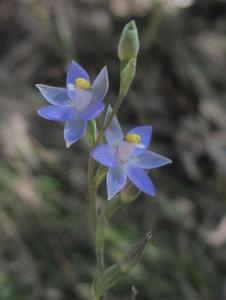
120 232 152 273
120 182 141 203
105 183 140 220
118 20 139 63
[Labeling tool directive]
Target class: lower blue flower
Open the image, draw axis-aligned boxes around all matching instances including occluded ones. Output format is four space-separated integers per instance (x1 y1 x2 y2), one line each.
36 61 109 147
91 107 172 200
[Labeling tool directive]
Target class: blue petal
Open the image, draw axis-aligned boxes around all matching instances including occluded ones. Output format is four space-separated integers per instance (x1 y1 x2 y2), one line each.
64 116 86 148
38 105 76 121
118 140 135 162
133 151 172 169
91 144 119 167
66 60 90 85
80 102 105 121
36 84 72 106
127 126 152 156
67 87 77 102
107 166 127 200
66 61 90 99
105 106 123 146
89 66 109 106
126 162 155 196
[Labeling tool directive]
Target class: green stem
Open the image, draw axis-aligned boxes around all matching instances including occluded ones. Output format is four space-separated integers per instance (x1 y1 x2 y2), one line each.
89 61 134 299
88 154 106 300
87 155 97 231
95 56 137 145
87 91 124 262
96 209 106 273
88 108 121 300
95 93 124 145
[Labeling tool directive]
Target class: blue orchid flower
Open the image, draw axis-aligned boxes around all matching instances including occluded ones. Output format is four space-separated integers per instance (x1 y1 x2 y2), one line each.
91 108 172 200
36 61 109 147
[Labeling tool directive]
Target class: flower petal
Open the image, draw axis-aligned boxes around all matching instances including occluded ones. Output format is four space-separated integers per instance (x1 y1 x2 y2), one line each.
36 84 72 106
133 151 172 169
118 140 135 162
105 106 123 146
107 166 127 200
127 126 152 156
38 105 76 121
64 116 86 148
91 144 119 167
80 102 105 121
67 85 77 101
73 89 92 112
89 66 109 106
126 162 155 196
66 61 90 86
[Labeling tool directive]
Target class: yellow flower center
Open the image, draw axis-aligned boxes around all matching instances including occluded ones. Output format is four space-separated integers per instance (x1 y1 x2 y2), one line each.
75 78 91 90
125 133 141 144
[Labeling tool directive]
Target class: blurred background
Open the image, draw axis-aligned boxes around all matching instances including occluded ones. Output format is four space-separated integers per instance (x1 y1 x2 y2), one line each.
0 0 226 299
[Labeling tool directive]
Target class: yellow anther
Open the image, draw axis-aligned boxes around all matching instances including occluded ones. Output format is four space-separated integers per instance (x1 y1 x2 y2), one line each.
75 78 91 90
125 133 141 144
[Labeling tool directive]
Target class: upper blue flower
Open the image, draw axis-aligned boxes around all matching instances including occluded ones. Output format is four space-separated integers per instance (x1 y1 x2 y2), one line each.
91 108 172 200
36 61 109 147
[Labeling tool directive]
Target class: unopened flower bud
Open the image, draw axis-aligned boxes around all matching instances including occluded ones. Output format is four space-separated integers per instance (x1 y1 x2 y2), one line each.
118 20 139 64
120 182 140 203
120 232 152 273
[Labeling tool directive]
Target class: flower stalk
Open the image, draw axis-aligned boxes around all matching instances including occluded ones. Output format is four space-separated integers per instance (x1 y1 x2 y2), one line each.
87 21 140 299
95 209 106 273
87 155 97 231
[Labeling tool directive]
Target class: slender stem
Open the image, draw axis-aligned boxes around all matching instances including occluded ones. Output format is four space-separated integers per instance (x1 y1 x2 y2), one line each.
88 73 130 300
95 94 124 145
88 91 124 259
96 246 105 272
88 152 106 300
89 91 125 254
96 209 106 273
87 155 97 230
